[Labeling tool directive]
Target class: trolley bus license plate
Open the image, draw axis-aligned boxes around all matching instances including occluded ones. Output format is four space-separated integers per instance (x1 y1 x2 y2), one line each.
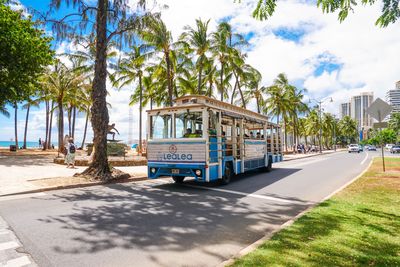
171 169 179 174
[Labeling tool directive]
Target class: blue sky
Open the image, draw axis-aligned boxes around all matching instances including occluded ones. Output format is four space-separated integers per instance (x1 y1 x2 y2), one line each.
1 0 400 144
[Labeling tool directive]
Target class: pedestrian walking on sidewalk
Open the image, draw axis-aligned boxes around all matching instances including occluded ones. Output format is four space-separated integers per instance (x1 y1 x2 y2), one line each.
65 138 76 168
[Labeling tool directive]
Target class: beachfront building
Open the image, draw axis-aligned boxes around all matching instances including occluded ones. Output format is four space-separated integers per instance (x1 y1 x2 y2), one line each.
350 92 374 130
386 80 400 120
340 102 351 119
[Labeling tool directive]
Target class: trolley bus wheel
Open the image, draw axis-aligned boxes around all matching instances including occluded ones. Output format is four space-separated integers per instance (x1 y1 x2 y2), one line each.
261 156 273 172
172 176 185 183
220 162 233 185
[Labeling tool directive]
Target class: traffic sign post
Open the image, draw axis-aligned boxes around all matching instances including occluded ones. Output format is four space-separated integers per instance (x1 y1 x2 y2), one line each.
366 98 392 172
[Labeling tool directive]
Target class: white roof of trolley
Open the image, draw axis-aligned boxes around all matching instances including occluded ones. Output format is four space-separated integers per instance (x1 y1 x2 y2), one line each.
146 95 279 127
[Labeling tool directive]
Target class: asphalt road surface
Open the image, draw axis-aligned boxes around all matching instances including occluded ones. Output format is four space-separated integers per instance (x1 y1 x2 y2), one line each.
0 151 395 267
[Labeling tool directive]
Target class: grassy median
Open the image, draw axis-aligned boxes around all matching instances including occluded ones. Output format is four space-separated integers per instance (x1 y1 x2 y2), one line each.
231 157 400 267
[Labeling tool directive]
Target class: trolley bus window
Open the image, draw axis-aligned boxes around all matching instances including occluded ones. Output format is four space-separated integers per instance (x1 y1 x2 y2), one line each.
150 114 172 139
175 111 203 138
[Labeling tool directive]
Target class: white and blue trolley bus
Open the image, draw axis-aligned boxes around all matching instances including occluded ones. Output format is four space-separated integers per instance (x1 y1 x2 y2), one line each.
147 95 283 184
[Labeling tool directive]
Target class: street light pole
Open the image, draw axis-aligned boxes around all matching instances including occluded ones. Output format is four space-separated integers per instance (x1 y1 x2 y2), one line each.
333 115 336 152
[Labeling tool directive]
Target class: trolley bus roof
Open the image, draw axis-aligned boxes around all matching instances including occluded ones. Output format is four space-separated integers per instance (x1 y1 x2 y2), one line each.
146 95 279 127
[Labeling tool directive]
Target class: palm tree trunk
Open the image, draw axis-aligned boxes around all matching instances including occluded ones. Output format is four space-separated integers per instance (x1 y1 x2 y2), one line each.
256 96 260 113
80 0 111 180
57 101 64 153
284 118 288 152
23 104 30 149
81 109 89 149
150 97 153 110
68 106 72 136
14 102 18 150
48 101 54 149
72 106 76 139
197 59 203 95
44 100 49 150
220 62 224 101
237 79 246 109
230 79 238 105
138 74 143 155
165 51 173 106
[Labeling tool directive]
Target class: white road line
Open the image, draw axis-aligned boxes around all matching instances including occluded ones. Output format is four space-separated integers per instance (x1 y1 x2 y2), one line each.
361 152 369 165
182 184 303 204
5 256 31 267
0 241 19 251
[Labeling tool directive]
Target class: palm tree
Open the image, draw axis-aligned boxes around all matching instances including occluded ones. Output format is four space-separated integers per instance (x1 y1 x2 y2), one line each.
141 17 175 106
339 116 358 144
243 67 265 113
43 60 81 153
77 82 92 149
211 26 230 101
322 113 335 149
22 97 40 149
305 109 320 145
286 86 308 151
265 73 293 151
180 19 211 95
111 44 150 155
389 112 400 134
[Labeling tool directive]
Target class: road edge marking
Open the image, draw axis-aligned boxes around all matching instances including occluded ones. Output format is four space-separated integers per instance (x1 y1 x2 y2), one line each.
217 157 374 267
360 152 369 165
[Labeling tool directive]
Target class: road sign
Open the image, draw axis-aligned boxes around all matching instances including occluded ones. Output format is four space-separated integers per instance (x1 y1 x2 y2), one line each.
373 122 388 129
366 98 392 122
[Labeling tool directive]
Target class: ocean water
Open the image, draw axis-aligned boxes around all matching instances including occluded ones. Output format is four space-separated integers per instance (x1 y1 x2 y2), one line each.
0 141 82 148
0 141 40 148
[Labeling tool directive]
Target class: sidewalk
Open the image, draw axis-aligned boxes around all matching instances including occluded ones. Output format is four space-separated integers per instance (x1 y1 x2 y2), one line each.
283 149 345 161
0 154 147 197
0 149 344 197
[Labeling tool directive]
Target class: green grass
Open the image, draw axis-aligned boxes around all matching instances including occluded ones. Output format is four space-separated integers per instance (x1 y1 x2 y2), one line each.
231 157 400 267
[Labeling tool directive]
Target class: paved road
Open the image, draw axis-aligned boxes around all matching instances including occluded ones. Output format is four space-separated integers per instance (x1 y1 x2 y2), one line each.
0 151 395 267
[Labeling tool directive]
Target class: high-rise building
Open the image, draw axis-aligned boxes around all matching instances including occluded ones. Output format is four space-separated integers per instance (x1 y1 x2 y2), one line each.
350 92 374 129
386 80 400 120
340 102 351 118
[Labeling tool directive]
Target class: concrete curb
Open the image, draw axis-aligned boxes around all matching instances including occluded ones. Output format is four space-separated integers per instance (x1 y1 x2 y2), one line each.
217 156 374 267
0 175 148 198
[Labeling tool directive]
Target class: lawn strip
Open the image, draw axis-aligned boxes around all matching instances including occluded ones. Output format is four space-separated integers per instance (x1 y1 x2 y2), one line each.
231 157 400 267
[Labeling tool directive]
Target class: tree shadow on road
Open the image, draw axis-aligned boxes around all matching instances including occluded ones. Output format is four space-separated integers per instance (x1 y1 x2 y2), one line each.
34 175 310 266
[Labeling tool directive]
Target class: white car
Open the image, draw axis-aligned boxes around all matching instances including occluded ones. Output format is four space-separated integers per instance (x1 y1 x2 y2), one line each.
385 144 395 151
348 144 361 153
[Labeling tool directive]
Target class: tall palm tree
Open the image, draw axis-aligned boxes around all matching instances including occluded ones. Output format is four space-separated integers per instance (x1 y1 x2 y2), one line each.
305 109 320 145
211 26 230 101
322 113 335 149
389 112 400 134
243 67 265 113
141 17 175 106
43 60 81 152
265 73 293 151
180 19 211 95
22 97 40 149
339 115 358 144
111 44 150 155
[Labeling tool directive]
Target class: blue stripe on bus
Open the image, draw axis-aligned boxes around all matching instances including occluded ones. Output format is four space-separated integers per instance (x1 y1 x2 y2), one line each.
148 161 206 164
148 141 206 145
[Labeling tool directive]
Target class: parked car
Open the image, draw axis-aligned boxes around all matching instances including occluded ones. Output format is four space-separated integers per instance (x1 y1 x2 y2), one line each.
367 145 377 151
390 145 400 154
348 144 361 153
358 145 364 152
385 144 395 151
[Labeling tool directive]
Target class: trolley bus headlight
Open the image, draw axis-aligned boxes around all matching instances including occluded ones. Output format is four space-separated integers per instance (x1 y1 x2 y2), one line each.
151 168 156 174
195 169 202 176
